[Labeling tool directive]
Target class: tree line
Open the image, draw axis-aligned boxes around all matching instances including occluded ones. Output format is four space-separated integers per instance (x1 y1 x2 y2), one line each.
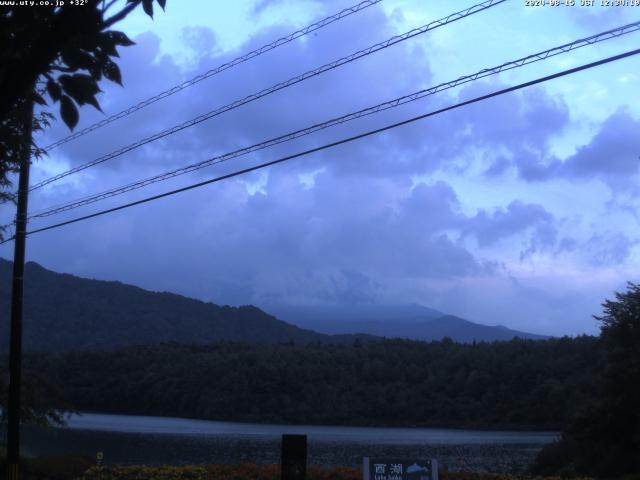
7 335 600 430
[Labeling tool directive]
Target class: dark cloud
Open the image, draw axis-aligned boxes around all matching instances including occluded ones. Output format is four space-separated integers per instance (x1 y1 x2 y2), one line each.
461 85 569 148
558 232 638 267
584 233 638 267
463 201 557 259
553 110 640 192
18 163 568 310
450 83 570 181
469 95 639 193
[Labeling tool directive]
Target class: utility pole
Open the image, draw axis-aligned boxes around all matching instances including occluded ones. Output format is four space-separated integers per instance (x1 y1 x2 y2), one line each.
6 95 34 480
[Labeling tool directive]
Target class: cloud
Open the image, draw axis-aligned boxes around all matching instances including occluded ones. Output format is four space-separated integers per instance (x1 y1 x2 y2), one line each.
32 2 440 184
467 96 640 195
450 83 570 181
567 6 630 31
1 1 636 338
558 232 639 267
464 201 555 248
20 173 494 306
463 85 569 150
585 233 638 267
553 110 640 192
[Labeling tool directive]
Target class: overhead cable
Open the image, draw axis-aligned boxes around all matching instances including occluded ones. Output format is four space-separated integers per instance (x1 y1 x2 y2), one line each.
29 0 506 192
42 0 384 151
26 20 640 220
2 47 636 243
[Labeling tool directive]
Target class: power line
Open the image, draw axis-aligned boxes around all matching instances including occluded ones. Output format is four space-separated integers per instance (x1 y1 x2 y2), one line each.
25 20 640 220
28 0 506 192
3 47 637 244
42 0 383 152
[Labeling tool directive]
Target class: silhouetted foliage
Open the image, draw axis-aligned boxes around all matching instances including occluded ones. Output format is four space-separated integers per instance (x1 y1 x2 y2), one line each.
0 0 166 239
0 0 166 126
532 282 640 477
8 336 600 430
0 360 70 429
0 100 51 208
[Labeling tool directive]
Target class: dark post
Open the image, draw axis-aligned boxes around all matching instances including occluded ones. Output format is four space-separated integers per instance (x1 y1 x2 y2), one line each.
281 434 307 480
6 96 34 480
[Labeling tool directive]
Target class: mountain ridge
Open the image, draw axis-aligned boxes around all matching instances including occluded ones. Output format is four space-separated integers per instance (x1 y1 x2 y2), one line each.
0 258 365 351
0 258 547 351
264 305 549 341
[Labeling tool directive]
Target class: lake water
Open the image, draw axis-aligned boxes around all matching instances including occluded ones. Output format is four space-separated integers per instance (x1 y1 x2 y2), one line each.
21 413 559 473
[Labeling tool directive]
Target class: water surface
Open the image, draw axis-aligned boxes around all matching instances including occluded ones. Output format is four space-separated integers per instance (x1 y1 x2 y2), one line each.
22 413 559 472
61 412 559 444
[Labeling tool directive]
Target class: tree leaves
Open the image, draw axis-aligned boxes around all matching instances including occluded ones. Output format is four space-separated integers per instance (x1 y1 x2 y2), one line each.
102 58 122 85
38 14 141 131
98 31 121 57
46 79 61 102
60 48 96 71
142 0 154 18
127 0 165 16
0 0 165 146
103 30 135 47
33 92 47 106
60 95 78 130
536 282 640 477
58 73 102 111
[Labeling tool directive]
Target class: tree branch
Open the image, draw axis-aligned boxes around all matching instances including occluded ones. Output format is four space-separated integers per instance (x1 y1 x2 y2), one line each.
103 0 141 29
50 65 74 73
102 0 119 14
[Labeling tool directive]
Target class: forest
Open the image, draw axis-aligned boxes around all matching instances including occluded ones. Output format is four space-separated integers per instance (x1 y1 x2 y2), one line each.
8 336 600 430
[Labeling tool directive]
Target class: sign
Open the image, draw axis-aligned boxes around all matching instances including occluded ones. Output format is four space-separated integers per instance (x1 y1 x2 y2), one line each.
363 458 438 480
281 434 307 480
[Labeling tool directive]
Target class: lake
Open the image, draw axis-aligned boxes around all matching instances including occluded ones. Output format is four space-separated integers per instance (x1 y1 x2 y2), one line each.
21 413 559 473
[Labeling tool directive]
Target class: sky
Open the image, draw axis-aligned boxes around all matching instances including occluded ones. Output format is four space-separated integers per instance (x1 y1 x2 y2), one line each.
2 0 639 336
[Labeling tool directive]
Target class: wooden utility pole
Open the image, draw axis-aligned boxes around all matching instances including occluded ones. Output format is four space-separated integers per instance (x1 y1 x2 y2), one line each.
6 96 34 480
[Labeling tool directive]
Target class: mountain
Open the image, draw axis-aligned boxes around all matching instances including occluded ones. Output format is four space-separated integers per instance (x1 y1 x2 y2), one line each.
0 259 547 351
264 304 549 342
264 303 445 324
0 259 367 352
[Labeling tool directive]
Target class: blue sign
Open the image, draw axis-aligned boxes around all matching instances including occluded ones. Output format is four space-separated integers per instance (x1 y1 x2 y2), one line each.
363 458 438 480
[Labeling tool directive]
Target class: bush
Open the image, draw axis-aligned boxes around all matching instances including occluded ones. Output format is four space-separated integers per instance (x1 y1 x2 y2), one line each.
76 465 596 480
0 453 94 480
78 464 362 480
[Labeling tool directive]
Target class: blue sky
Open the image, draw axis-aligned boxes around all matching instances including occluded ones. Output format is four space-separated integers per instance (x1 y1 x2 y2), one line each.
1 0 639 336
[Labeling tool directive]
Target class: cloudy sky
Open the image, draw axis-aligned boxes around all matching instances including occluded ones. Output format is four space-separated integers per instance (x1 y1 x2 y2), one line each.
2 0 639 336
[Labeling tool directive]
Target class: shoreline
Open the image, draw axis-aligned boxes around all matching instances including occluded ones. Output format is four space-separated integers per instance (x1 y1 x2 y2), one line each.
23 426 549 473
61 411 562 436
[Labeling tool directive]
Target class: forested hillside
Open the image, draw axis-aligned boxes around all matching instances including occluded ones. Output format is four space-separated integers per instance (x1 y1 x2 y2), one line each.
17 336 600 429
0 259 358 350
0 260 549 351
